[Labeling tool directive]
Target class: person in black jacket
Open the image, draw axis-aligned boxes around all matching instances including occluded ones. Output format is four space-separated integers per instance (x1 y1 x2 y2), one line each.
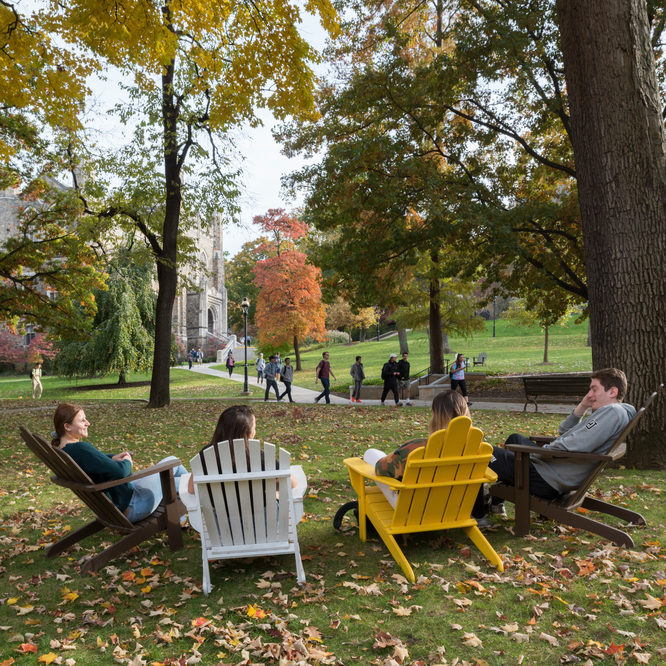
397 352 412 406
381 353 402 406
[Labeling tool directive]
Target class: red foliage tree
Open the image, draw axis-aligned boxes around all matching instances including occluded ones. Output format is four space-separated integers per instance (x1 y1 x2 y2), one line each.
252 209 309 257
0 329 26 365
254 251 326 371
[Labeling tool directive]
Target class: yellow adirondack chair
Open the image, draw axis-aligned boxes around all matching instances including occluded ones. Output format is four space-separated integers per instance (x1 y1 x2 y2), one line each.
344 416 504 581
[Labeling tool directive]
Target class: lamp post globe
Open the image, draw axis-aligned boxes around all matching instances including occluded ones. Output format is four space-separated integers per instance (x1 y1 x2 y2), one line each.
241 297 251 395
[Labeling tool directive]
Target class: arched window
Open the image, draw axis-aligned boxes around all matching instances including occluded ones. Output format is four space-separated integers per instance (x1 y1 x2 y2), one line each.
208 308 215 334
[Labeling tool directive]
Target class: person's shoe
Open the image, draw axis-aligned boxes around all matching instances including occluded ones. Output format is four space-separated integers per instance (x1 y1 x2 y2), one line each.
467 402 473 407
277 398 283 402
396 402 403 407
314 397 320 403
490 503 507 518
475 515 491 529
356 399 362 403
381 401 386 406
405 401 412 406
351 397 356 402
264 399 269 402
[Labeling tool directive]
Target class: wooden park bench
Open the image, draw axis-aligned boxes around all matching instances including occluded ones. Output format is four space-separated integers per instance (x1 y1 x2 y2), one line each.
19 426 185 574
491 384 663 547
344 416 504 581
522 374 592 412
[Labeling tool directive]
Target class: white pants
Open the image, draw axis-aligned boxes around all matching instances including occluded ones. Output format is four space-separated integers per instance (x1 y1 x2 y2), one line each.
363 449 399 508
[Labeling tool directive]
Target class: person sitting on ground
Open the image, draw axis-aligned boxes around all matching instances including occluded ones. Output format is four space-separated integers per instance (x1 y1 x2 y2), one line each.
474 367 636 526
51 403 188 523
380 353 402 406
363 390 470 507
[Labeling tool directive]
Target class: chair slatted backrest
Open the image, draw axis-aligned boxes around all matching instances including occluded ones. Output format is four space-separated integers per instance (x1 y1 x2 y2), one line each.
563 384 663 509
392 417 492 529
19 427 133 529
190 439 293 549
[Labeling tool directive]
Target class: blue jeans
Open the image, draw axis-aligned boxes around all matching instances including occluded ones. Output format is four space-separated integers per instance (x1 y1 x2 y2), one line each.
126 456 188 523
316 378 331 403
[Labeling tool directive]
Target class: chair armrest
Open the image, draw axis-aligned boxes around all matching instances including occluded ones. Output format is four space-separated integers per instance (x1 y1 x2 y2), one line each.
504 444 620 462
528 436 556 445
52 458 182 492
343 457 405 489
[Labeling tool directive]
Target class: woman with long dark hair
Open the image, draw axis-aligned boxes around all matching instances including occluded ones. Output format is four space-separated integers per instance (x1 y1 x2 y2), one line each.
450 353 470 404
51 403 188 523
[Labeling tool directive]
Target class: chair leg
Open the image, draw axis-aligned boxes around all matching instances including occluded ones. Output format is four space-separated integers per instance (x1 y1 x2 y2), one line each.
80 519 164 574
294 542 306 584
202 550 211 597
47 520 105 559
165 500 185 552
581 496 646 525
373 521 414 582
463 526 504 572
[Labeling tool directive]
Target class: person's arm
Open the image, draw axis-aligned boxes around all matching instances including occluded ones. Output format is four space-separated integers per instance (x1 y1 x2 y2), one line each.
330 366 337 381
374 439 427 480
314 361 321 383
547 405 624 454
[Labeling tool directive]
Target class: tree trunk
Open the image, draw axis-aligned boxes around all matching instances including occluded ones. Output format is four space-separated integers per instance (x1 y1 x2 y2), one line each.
397 326 409 354
360 326 365 343
587 320 592 347
294 334 301 371
441 330 452 354
118 369 127 385
148 50 180 409
557 0 666 467
429 250 444 373
543 326 549 364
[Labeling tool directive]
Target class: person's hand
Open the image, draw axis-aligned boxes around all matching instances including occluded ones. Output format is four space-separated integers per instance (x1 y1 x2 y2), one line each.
113 452 132 463
573 393 594 416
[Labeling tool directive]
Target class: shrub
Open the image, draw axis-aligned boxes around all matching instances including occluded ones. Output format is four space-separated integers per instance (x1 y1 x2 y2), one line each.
325 329 350 344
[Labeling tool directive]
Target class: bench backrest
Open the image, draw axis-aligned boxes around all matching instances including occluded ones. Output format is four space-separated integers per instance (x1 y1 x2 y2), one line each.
563 384 664 510
190 439 293 548
19 427 133 529
477 352 487 362
392 416 492 529
523 375 591 396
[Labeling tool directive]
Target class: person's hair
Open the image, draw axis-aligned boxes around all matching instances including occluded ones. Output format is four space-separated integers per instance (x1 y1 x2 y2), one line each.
36 362 41 366
284 357 290 362
51 402 84 447
201 405 256 466
455 353 464 363
429 391 470 434
323 351 329 357
591 368 627 401
356 356 361 361
269 354 275 360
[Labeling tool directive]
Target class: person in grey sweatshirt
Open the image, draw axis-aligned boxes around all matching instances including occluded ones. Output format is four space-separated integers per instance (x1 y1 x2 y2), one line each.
474 368 635 525
278 357 295 403
350 356 366 402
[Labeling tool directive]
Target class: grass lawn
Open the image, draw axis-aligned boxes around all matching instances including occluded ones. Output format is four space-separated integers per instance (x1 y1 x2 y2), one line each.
0 369 265 405
1 398 665 665
221 320 593 394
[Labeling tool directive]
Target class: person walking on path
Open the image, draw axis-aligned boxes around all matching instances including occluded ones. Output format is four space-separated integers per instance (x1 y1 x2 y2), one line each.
275 352 283 374
31 363 43 399
247 335 252 346
256 353 265 384
226 352 235 377
315 351 337 404
279 357 295 402
350 356 365 403
196 348 204 365
263 355 281 401
397 352 412 406
450 353 470 404
381 353 401 406
188 348 196 370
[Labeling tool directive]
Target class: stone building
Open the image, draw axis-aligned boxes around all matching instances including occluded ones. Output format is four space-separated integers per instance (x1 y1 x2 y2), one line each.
171 214 228 352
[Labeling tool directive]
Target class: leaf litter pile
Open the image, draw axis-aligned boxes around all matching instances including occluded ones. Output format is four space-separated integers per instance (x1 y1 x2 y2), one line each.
1 401 666 665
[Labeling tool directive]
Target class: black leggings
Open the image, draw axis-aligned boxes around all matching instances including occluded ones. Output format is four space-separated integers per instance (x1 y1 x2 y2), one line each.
381 383 399 404
451 378 468 397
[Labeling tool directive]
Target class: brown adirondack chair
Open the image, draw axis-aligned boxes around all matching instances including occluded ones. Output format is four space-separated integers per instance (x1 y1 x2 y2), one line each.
489 384 663 547
19 426 185 574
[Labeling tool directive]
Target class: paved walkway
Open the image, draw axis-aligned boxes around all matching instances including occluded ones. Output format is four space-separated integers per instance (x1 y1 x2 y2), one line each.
185 363 573 414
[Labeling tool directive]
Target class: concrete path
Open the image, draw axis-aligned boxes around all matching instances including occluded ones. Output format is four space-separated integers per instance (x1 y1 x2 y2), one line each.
184 363 573 413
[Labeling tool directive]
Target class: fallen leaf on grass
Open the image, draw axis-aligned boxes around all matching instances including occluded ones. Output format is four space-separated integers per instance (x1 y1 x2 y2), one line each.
637 595 665 610
37 654 57 664
538 632 559 646
17 644 37 654
461 632 482 647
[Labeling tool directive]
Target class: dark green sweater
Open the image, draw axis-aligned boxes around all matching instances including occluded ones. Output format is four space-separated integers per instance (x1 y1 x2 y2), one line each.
63 441 133 512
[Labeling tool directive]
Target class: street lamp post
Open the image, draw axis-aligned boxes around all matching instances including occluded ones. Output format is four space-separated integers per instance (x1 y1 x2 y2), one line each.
241 297 251 396
376 309 381 342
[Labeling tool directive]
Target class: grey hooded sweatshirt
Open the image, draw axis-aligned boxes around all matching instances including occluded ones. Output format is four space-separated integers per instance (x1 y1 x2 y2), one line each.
531 402 636 494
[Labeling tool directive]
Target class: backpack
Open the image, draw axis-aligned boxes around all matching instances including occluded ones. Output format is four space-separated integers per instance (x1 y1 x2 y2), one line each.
333 500 377 533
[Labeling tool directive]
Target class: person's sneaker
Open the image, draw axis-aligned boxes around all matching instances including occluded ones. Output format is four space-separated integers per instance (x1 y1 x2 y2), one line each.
314 397 319 403
381 401 386 406
467 402 474 407
356 399 362 403
405 401 412 406
475 515 491 529
490 503 507 517
396 402 403 407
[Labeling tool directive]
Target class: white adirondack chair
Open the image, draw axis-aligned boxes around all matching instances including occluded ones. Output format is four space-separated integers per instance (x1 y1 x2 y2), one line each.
181 439 306 594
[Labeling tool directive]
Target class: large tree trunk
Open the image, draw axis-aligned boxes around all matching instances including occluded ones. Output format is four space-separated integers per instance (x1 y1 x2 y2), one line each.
557 0 666 467
397 326 409 354
587 320 592 348
429 250 444 373
294 334 301 371
543 326 549 364
441 330 452 354
148 51 181 409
